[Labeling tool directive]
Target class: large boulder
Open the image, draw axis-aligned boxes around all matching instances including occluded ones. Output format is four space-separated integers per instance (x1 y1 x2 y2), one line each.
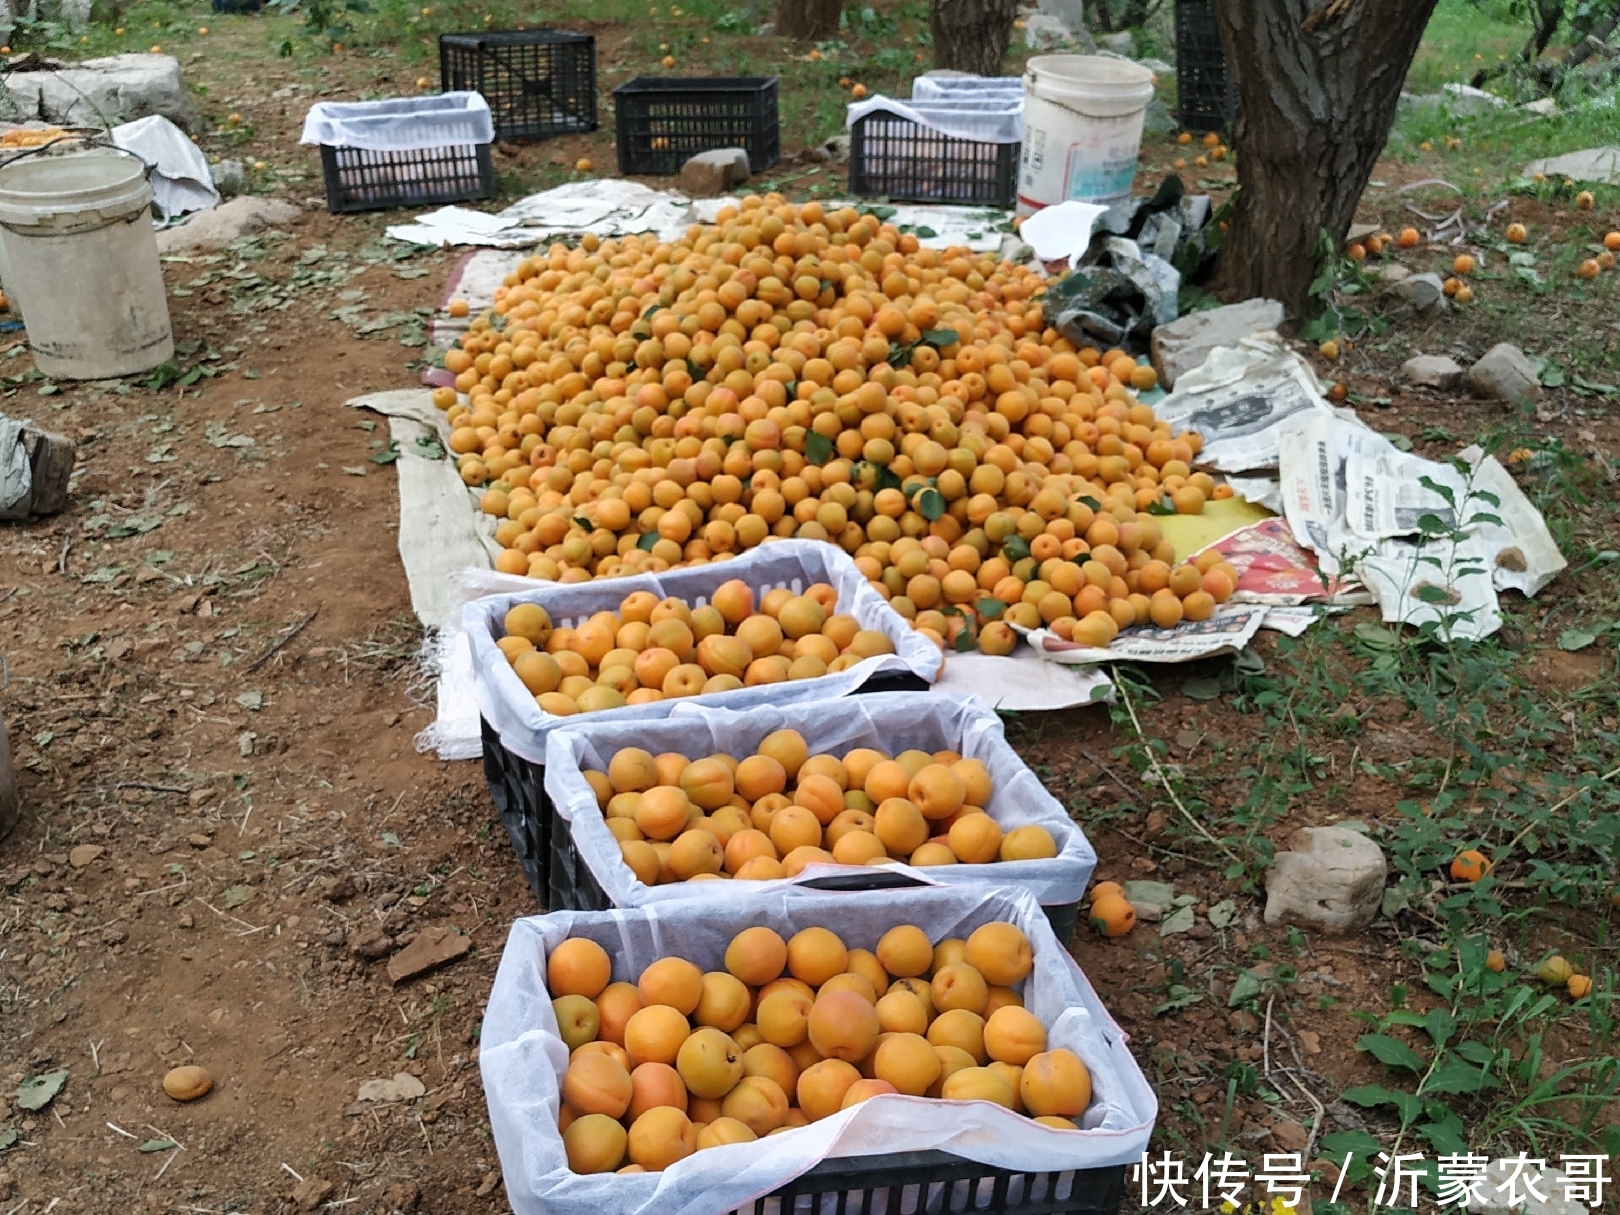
155 197 302 254
3 55 203 134
1401 354 1464 390
678 148 750 198
1466 343 1542 404
1149 298 1286 389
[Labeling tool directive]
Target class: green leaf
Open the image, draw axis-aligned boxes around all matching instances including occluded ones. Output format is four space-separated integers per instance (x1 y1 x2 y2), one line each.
1558 628 1597 652
915 487 945 522
16 1069 68 1111
976 598 1006 620
1228 971 1264 1007
1385 432 1415 452
380 831 403 847
1153 984 1205 1015
139 1137 179 1152
223 884 255 909
370 448 400 465
804 432 834 465
920 328 960 348
1144 497 1177 516
1354 622 1400 649
1423 1058 1501 1094
1000 535 1030 562
1321 1130 1379 1182
1122 880 1176 908
1342 1084 1422 1125
1181 676 1222 700
1417 1110 1469 1155
0 1124 16 1150
636 532 659 551
1160 904 1196 936
1454 1040 1496 1066
1357 1032 1427 1072
953 626 976 653
1422 1008 1456 1051
1206 899 1236 928
236 691 263 711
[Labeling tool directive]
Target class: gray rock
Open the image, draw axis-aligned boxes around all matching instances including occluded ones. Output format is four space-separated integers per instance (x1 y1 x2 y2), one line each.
821 134 851 163
1150 298 1286 389
1024 14 1075 50
678 147 751 198
1466 343 1543 403
1096 31 1136 56
1467 1161 1589 1215
0 422 74 519
1523 97 1558 117
212 158 246 198
1379 262 1412 284
1386 271 1447 318
1035 0 1087 34
1524 145 1620 185
2 54 203 134
1136 57 1174 74
155 196 301 254
1401 354 1464 390
1443 82 1507 113
1264 825 1387 934
1346 222 1380 243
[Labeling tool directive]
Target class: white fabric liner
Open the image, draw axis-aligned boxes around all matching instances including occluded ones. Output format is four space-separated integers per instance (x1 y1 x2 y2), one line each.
111 115 218 221
936 649 1114 709
544 691 1096 908
300 92 494 152
847 95 1024 144
912 76 1026 100
480 882 1157 1215
468 540 944 767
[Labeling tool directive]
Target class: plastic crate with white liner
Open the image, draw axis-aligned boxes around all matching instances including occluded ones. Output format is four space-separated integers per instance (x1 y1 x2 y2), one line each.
480 880 1156 1215
540 691 1096 937
847 94 1022 209
299 92 495 213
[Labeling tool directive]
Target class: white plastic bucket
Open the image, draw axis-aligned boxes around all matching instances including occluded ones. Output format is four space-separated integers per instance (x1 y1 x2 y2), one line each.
1017 55 1157 216
0 147 174 380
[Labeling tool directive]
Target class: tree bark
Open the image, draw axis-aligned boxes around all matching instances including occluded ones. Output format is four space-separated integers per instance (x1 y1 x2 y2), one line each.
1211 0 1439 315
777 0 843 40
1568 2 1620 66
931 0 1020 76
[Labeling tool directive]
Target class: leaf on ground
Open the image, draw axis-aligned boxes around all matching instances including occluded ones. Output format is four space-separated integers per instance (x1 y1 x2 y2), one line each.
1181 676 1222 700
1206 898 1236 928
0 1124 15 1150
1227 971 1264 1007
1558 628 1597 652
236 691 263 711
1357 1032 1426 1072
223 884 255 909
341 466 367 476
1354 622 1399 649
139 1137 178 1152
1122 880 1176 908
1159 904 1196 936
16 1069 68 1111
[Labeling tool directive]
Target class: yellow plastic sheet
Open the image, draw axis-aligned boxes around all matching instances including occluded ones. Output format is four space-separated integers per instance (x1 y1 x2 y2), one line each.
1158 497 1273 562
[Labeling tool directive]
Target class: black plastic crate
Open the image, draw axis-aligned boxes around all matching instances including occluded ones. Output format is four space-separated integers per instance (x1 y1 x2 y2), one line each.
1174 0 1237 133
480 707 1081 946
318 143 494 213
439 29 596 142
612 76 778 176
850 105 1019 209
757 1148 1124 1215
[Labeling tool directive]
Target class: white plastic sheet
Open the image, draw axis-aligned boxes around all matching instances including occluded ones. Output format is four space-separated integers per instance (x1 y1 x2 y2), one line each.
110 114 217 220
469 540 943 766
480 882 1156 1215
544 691 1096 909
846 95 1024 144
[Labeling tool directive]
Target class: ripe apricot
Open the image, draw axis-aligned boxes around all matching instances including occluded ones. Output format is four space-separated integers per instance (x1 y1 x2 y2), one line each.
696 1117 757 1149
941 1066 1016 1108
725 926 788 985
695 971 752 1032
564 1112 628 1173
640 956 704 1014
596 982 644 1045
927 1008 987 1063
1089 893 1136 937
983 1006 1046 1066
722 1074 789 1135
626 1106 697 1170
1450 849 1491 882
1000 825 1058 861
841 1077 898 1109
875 988 930 1035
1021 1049 1092 1117
873 1032 942 1095
628 1061 688 1119
948 812 1003 864
624 1004 692 1067
932 962 989 1015
563 1052 633 1119
876 924 933 978
676 1027 745 1099
874 797 929 855
908 764 967 820
959 924 1032 989
670 828 724 879
549 937 613 999
756 987 815 1047
797 1058 862 1120
787 926 849 986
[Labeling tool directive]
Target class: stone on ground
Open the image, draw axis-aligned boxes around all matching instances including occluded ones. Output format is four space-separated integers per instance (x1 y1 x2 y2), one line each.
1401 354 1464 390
1524 146 1620 185
1263 825 1386 933
386 924 470 984
155 197 302 254
212 159 247 198
2 55 203 134
1467 1161 1589 1215
678 148 751 198
1466 343 1542 403
1150 298 1286 389
1386 272 1447 318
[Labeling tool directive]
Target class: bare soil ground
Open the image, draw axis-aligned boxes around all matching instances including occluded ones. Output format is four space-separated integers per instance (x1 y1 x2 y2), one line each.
1 17 1618 1215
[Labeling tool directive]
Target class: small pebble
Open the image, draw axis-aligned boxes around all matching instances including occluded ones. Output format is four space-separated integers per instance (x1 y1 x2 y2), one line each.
163 1064 212 1101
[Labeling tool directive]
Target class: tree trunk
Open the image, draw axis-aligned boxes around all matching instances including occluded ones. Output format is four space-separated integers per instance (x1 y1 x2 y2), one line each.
777 0 843 40
931 0 1020 76
1568 2 1620 66
1211 0 1439 316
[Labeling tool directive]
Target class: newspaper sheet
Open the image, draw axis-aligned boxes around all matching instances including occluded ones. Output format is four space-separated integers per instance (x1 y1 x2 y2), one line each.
1343 450 1470 541
1026 603 1270 665
1153 342 1335 472
1359 533 1504 641
1276 413 1398 577
1456 448 1568 596
1199 517 1371 606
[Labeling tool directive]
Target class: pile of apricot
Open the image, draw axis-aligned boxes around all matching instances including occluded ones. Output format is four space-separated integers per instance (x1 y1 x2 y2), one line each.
547 920 1094 1173
586 729 1060 883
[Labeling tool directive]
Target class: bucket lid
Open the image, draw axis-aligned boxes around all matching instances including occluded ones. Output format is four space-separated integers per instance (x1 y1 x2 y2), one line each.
0 148 152 227
1024 54 1157 88
1023 54 1157 117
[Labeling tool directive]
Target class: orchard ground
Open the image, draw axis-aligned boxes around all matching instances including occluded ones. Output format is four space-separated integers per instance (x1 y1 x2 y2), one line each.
1 1 1619 1211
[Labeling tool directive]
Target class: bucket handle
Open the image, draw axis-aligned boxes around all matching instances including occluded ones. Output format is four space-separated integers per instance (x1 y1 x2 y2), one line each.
1025 69 1155 121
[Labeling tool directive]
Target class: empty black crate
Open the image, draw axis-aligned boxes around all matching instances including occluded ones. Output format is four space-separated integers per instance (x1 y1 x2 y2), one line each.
1175 0 1237 132
318 143 494 213
760 1149 1124 1215
850 105 1019 209
612 76 778 176
439 29 596 142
